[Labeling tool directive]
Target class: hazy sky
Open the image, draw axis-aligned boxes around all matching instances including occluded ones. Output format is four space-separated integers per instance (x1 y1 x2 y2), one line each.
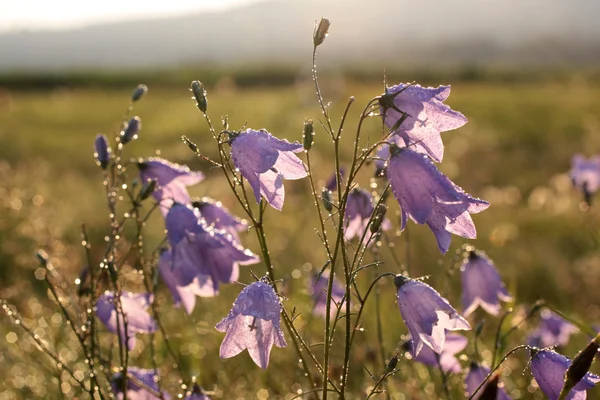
0 0 260 31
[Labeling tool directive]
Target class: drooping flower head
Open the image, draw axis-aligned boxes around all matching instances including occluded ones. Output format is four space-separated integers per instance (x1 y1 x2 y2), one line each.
387 145 489 253
530 349 600 400
380 83 467 163
310 271 345 319
94 134 111 169
165 204 259 296
403 332 468 373
344 188 391 242
138 157 204 213
528 309 579 348
570 154 600 203
461 250 512 316
112 367 170 400
395 275 470 357
192 197 247 242
230 129 307 210
215 280 287 369
96 291 157 350
465 362 511 400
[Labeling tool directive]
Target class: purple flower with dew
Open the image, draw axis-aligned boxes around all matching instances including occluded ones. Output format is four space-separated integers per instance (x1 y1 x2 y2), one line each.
387 145 489 254
185 384 211 400
96 291 156 350
465 362 511 400
112 367 169 400
138 157 204 214
395 275 470 357
570 154 600 201
380 83 467 163
344 188 391 242
121 116 141 144
165 204 259 296
461 250 512 317
325 167 346 191
528 309 579 348
310 271 345 319
94 134 111 169
404 332 468 373
530 349 600 400
215 280 287 369
230 128 307 210
192 197 247 242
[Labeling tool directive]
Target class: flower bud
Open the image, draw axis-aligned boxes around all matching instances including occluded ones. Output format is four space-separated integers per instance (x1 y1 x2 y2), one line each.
322 188 333 212
386 353 399 373
182 135 199 153
313 18 331 47
563 333 600 394
131 84 148 102
121 116 141 144
479 371 500 400
370 203 387 233
139 179 157 201
190 81 208 113
94 134 111 169
303 119 314 151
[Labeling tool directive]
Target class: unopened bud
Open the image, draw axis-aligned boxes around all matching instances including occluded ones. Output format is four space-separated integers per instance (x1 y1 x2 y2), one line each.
386 353 399 373
563 334 600 393
121 116 141 144
479 371 500 400
475 321 485 337
313 18 331 47
182 135 199 153
322 188 333 212
131 84 148 102
190 81 208 113
94 134 111 169
370 203 387 233
303 119 314 150
139 179 157 201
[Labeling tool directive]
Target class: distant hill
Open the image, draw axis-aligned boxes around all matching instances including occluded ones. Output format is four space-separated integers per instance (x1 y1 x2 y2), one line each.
1 0 599 72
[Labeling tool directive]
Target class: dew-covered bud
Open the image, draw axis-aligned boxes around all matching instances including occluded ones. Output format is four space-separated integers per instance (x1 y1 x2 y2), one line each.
370 203 387 234
563 333 600 394
139 179 157 201
386 353 399 373
313 18 331 47
303 119 314 151
94 134 111 169
121 116 141 144
322 188 333 212
182 135 199 153
131 84 148 102
479 371 500 400
191 81 208 113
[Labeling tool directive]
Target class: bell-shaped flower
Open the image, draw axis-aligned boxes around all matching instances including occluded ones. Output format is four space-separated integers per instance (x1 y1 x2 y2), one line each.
461 250 512 316
230 129 307 210
344 188 391 242
395 275 470 357
528 309 579 348
530 349 599 400
404 332 468 373
112 367 170 400
192 197 247 242
215 280 287 369
138 157 204 213
380 83 467 163
96 291 156 350
465 362 511 400
570 154 600 203
387 146 489 253
310 271 345 319
165 204 259 296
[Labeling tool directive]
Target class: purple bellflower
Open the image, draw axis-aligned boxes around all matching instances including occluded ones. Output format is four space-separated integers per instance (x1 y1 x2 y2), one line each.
395 275 470 357
165 204 259 296
310 271 345 319
387 145 489 254
159 249 208 315
570 154 600 203
465 362 511 400
230 129 308 210
96 291 157 350
325 167 346 192
138 157 204 213
112 367 169 400
528 309 579 348
374 144 390 177
94 134 111 169
192 197 247 242
530 349 600 400
344 188 391 242
215 280 287 369
404 332 468 373
461 250 512 317
380 83 467 163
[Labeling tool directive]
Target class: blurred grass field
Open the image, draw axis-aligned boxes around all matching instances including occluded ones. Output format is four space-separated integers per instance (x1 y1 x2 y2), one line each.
1 71 600 399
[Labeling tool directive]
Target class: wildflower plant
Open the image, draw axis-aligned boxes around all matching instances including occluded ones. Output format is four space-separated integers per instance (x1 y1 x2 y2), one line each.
2 16 600 400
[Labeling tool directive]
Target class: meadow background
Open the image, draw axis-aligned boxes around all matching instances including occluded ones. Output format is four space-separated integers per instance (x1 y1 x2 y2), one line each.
2 0 600 399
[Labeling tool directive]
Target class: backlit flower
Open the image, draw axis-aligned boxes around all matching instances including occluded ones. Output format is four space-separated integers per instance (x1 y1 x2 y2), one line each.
528 309 578 348
215 280 287 369
405 332 468 373
465 362 511 400
395 275 470 356
112 367 169 400
387 146 489 253
192 197 247 242
230 129 307 210
310 271 345 319
570 154 600 203
461 250 512 316
344 188 390 242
